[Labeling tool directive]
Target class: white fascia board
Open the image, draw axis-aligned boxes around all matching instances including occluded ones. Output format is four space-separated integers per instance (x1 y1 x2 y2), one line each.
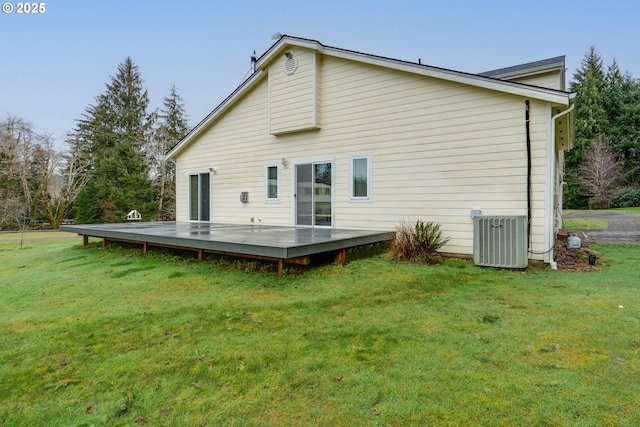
167 69 266 159
490 64 565 80
484 58 566 80
255 37 323 71
322 46 571 105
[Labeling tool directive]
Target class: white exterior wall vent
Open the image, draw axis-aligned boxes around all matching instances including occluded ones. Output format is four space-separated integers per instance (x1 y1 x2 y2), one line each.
284 55 298 75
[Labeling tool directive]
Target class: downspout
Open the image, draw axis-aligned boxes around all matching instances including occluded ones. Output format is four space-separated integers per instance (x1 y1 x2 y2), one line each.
547 103 575 270
525 101 532 250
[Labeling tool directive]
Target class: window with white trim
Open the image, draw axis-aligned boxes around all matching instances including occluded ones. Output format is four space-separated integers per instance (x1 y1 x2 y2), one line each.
349 154 372 201
265 163 280 202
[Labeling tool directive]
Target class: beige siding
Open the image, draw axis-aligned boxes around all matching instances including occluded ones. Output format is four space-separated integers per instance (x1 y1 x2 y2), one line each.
176 55 553 260
511 71 563 90
269 48 319 134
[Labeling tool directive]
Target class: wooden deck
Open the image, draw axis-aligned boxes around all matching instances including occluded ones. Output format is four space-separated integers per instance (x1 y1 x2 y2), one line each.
60 222 392 273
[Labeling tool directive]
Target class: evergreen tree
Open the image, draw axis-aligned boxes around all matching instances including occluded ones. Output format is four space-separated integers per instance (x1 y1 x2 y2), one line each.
153 84 189 220
604 62 640 184
74 58 157 223
566 46 640 208
161 83 189 141
569 46 609 163
565 46 609 208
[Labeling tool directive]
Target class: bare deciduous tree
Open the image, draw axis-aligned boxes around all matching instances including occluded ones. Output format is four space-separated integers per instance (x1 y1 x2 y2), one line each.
578 139 623 209
151 126 176 220
0 114 34 229
0 114 91 230
36 135 92 229
0 196 24 230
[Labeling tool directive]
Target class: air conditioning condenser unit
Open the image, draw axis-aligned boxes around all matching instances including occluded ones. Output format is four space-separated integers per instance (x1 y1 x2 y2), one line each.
473 215 528 269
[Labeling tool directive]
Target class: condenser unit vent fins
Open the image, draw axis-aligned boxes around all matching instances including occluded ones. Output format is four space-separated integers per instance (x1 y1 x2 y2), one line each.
473 215 528 269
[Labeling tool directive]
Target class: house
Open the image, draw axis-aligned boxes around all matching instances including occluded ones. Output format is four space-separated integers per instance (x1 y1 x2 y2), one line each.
167 35 575 267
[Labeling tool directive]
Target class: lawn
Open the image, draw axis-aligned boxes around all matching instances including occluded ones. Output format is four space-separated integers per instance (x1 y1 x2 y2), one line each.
0 231 76 241
612 206 640 216
562 207 640 231
1 239 640 426
562 217 608 231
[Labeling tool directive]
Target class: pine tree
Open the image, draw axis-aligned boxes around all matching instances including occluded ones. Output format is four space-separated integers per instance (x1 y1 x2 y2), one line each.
161 83 189 141
153 84 189 220
569 46 609 160
73 58 157 223
565 46 609 208
566 46 640 208
604 62 640 185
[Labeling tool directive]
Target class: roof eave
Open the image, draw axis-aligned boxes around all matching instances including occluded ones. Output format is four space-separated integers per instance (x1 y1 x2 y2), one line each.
260 36 571 103
485 65 565 80
168 36 573 158
321 45 572 105
254 36 323 71
479 55 566 79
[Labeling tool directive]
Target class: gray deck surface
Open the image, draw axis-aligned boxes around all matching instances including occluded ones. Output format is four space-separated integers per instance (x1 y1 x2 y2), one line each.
61 222 391 259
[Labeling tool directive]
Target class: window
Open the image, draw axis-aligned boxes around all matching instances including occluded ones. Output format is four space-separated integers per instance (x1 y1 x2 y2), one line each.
265 163 280 202
349 154 372 201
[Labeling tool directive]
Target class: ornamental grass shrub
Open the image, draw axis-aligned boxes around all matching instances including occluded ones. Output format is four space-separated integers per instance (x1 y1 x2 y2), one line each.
390 219 451 264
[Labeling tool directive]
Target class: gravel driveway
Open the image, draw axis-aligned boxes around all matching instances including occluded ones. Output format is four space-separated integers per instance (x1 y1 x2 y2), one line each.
564 211 640 243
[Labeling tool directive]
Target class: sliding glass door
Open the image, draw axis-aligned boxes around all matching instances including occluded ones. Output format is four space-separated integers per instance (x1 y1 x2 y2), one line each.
295 162 332 227
189 172 210 221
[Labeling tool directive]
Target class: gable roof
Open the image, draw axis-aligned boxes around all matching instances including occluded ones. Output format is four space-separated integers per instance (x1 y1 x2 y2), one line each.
168 35 574 158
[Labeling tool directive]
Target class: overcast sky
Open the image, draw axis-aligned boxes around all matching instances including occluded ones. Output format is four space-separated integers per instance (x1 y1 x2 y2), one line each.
2 0 639 146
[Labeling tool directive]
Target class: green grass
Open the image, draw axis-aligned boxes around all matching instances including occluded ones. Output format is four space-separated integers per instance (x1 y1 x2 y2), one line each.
1 240 640 426
564 207 640 217
0 231 76 241
612 206 640 216
562 207 640 230
562 217 608 231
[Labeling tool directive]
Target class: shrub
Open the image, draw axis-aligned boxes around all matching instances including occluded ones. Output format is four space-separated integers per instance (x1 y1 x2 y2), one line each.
588 195 611 210
390 219 451 264
611 187 640 208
